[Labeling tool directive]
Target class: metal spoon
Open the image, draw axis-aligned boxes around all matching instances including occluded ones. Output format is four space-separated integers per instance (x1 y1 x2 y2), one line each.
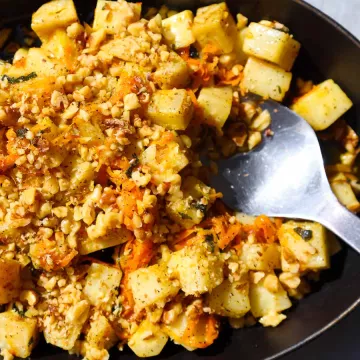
210 96 360 254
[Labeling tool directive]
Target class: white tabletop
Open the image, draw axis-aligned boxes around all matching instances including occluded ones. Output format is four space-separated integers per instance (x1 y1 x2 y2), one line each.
305 0 360 39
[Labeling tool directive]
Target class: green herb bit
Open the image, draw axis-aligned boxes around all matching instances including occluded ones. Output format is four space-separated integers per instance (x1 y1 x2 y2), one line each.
194 202 207 214
125 154 139 178
1 72 37 84
294 227 313 241
16 128 28 138
179 212 192 220
205 234 215 252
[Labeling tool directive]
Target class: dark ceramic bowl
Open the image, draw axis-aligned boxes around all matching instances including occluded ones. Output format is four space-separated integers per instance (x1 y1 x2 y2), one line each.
1 0 360 359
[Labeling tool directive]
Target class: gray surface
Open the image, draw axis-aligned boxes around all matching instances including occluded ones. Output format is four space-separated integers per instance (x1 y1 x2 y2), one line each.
305 0 360 39
284 2 360 359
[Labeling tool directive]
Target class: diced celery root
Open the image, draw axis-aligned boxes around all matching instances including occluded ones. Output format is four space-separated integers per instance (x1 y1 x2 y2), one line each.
250 275 292 318
197 86 233 129
147 89 194 130
208 279 251 318
0 312 38 358
162 10 195 49
83 263 122 306
128 264 180 310
241 57 292 101
291 79 353 131
128 320 168 357
31 0 78 40
278 221 330 271
243 22 300 71
193 2 237 54
240 243 281 272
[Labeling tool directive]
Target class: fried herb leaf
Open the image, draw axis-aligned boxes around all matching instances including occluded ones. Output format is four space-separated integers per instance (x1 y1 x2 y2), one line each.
205 234 215 252
125 154 139 178
2 72 37 84
294 227 313 241
16 128 28 138
194 202 207 214
179 212 192 220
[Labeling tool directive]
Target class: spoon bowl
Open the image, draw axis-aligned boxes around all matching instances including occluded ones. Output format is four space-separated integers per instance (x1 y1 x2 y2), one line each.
210 96 360 253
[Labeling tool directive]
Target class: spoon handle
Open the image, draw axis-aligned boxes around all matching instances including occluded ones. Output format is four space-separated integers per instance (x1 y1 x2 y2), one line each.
319 196 360 254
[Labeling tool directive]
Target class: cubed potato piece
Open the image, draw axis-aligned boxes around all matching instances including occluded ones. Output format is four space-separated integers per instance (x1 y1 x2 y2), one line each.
93 0 141 34
241 57 292 102
278 221 330 271
291 79 353 131
162 10 195 49
208 279 250 318
331 172 360 212
197 86 233 129
128 264 180 310
240 243 281 272
0 259 21 304
167 243 224 295
162 312 191 348
153 52 190 89
31 0 78 41
193 2 237 54
243 23 300 71
44 300 90 350
250 274 292 318
234 27 249 65
83 263 122 306
79 227 133 255
86 315 118 350
166 176 213 228
147 89 194 130
128 320 168 358
0 312 38 358
41 29 79 70
70 161 95 190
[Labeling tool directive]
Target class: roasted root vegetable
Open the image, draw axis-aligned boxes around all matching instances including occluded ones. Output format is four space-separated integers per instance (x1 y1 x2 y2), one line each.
167 243 224 295
197 86 233 129
291 79 353 131
330 173 360 212
192 2 237 54
162 10 195 49
278 220 330 271
243 22 300 71
241 57 292 102
146 89 194 130
249 273 292 318
86 315 118 350
0 259 21 304
153 52 190 89
83 263 122 307
128 264 180 310
31 0 78 40
0 312 38 358
128 320 168 358
93 0 141 34
208 278 251 318
240 243 281 272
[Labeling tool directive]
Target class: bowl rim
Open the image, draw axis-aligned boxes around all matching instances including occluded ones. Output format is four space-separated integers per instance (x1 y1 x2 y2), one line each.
270 4 360 359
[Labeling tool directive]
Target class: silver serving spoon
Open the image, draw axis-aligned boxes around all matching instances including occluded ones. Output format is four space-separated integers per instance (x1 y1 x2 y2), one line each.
210 96 360 254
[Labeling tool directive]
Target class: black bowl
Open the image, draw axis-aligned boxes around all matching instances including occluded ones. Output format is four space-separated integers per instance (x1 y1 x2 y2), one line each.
1 0 360 359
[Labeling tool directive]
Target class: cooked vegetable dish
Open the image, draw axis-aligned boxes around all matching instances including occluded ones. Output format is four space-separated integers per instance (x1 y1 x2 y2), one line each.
0 1 357 359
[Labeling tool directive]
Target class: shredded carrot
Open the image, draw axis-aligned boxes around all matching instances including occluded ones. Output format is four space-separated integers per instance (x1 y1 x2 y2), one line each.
254 215 278 243
152 131 175 146
119 238 155 318
182 314 219 349
187 89 199 108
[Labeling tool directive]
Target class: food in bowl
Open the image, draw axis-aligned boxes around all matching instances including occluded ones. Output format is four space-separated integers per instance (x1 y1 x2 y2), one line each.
0 0 357 359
